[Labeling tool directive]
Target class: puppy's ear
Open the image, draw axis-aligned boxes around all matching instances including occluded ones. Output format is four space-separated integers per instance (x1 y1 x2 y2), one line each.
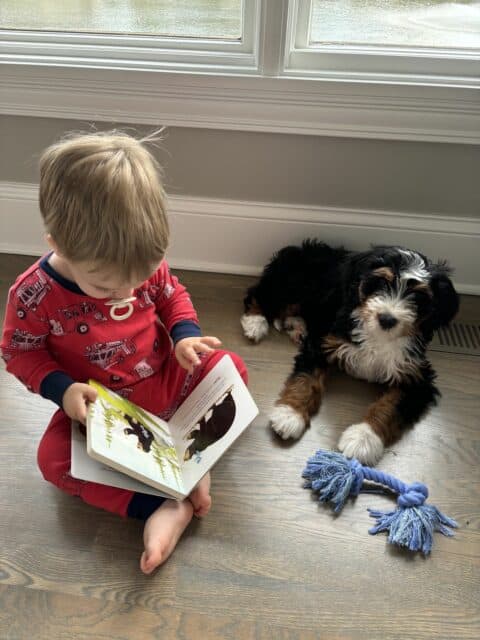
429 263 459 329
342 250 383 304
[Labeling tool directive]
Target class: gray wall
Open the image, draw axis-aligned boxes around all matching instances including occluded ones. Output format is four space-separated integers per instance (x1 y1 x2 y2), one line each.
1 115 479 217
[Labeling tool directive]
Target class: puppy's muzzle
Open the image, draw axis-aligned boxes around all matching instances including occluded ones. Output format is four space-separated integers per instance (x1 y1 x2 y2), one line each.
377 312 398 331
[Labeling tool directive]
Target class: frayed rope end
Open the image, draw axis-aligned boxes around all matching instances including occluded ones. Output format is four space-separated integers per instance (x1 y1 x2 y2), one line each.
303 449 458 555
368 504 458 555
302 449 363 513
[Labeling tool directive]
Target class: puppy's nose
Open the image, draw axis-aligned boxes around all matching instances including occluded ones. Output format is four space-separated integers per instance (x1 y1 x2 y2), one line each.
378 312 398 330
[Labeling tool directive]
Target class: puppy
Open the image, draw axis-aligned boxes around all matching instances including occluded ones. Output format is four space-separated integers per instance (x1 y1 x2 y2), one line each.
241 240 459 465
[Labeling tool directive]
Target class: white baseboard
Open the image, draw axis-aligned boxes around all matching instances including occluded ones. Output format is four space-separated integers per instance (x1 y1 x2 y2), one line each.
1 181 479 294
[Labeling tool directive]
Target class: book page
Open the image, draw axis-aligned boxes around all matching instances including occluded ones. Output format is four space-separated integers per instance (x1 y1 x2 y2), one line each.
87 381 185 498
71 422 169 498
168 355 258 496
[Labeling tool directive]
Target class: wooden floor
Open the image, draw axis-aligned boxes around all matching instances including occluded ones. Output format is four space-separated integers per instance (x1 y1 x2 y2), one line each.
0 254 478 640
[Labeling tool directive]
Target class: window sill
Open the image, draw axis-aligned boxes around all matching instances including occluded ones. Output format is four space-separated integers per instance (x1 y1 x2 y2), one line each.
0 62 479 144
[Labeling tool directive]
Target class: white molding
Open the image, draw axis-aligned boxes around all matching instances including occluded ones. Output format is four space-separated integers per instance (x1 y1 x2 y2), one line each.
0 64 479 144
0 181 479 294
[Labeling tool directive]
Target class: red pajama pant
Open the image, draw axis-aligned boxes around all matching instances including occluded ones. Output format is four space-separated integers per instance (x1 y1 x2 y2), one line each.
37 350 247 518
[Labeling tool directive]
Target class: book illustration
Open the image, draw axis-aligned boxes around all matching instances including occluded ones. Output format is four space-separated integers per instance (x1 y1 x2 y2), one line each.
75 355 259 499
88 381 182 490
71 422 169 498
123 415 154 452
184 385 236 461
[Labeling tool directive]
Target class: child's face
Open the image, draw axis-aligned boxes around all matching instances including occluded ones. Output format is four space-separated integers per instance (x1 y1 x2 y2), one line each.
68 261 154 300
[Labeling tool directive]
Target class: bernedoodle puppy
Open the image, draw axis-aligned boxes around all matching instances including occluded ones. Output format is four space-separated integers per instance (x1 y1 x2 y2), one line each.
241 240 459 465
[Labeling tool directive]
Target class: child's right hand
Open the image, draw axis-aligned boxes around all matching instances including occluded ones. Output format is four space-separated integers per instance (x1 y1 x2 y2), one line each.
62 383 98 424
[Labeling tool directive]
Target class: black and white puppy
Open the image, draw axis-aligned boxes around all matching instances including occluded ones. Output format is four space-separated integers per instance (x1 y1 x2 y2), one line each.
241 240 459 465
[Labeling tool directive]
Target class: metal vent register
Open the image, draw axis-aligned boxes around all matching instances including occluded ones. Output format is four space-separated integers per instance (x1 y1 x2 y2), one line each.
430 322 480 356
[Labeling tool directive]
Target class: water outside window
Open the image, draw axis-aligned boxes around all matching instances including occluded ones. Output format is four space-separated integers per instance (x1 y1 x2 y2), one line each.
311 0 480 49
1 1 479 49
0 0 243 40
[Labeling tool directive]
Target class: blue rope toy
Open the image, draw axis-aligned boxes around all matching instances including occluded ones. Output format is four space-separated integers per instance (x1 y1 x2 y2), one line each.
302 449 458 555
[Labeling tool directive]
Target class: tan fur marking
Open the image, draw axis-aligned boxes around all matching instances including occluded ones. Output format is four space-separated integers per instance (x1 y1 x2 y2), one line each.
412 282 432 296
373 267 394 282
365 387 404 445
276 369 326 424
322 334 347 363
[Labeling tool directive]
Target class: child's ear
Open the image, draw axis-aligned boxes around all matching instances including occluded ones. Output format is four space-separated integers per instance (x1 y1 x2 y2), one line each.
45 234 61 255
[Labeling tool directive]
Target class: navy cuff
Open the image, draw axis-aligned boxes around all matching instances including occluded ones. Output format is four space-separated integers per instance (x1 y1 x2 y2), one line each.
40 371 75 409
170 320 201 345
127 492 167 520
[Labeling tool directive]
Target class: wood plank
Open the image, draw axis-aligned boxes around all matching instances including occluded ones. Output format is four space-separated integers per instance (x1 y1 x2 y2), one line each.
0 253 478 640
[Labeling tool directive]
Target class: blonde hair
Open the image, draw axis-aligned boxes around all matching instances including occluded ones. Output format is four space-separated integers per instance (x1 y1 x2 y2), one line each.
39 129 169 281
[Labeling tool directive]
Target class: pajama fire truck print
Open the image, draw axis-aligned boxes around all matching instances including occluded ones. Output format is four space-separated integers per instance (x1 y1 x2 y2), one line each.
15 269 52 318
49 302 107 336
86 339 136 370
136 284 161 308
134 359 155 379
10 329 47 351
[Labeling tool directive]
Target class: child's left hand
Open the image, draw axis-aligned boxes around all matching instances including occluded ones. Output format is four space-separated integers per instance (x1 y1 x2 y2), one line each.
175 336 222 373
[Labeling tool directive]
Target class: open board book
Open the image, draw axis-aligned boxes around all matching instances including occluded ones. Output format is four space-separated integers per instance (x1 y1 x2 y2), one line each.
71 355 258 500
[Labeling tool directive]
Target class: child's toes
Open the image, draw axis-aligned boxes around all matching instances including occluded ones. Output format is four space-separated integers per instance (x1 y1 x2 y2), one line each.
192 493 212 517
140 549 162 574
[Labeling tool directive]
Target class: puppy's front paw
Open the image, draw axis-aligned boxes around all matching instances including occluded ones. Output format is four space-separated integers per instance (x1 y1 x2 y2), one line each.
270 404 306 440
337 422 384 466
241 313 269 343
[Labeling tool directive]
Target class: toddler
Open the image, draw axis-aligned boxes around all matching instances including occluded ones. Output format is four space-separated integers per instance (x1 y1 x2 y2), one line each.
0 131 247 574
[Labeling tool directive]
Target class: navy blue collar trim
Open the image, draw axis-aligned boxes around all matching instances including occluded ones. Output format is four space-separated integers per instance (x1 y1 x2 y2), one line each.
40 253 86 295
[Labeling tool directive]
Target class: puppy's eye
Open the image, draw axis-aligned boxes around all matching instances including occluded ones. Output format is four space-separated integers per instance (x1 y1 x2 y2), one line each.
360 275 386 297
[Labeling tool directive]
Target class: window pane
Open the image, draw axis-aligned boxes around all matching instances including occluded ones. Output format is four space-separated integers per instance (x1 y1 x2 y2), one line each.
311 0 480 49
0 0 243 40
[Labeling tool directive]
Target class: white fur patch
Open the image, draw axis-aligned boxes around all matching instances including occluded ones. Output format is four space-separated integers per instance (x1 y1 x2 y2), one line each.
273 318 283 332
270 404 306 440
241 314 269 343
337 422 384 466
335 296 420 384
399 249 429 283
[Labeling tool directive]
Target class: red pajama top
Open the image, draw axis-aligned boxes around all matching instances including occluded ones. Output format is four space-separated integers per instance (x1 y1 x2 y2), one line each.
0 255 201 406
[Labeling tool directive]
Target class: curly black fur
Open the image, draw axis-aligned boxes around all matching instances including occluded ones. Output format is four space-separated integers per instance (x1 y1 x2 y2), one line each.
242 240 459 463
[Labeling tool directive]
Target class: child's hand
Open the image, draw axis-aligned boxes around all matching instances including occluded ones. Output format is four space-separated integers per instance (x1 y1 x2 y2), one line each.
63 383 98 424
175 336 221 374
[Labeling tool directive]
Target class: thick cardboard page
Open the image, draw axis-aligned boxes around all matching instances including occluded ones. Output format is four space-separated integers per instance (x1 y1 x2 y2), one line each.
71 422 169 498
86 381 186 499
73 355 258 500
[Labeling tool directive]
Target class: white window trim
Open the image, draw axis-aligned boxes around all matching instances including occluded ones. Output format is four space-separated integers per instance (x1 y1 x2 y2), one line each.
0 0 262 73
0 0 479 144
285 0 480 86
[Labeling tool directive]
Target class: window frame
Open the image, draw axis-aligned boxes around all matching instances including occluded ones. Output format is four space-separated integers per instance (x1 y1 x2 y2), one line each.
0 0 261 73
0 0 478 145
284 0 480 86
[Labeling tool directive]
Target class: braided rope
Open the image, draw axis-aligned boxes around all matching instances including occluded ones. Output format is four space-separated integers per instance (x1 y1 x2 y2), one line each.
348 459 429 506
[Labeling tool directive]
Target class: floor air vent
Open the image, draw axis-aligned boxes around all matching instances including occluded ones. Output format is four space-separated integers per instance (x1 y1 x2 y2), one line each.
430 322 480 356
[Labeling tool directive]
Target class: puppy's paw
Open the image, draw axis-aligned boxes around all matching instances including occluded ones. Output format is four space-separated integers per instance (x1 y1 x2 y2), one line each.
270 404 306 440
337 422 384 466
241 313 269 343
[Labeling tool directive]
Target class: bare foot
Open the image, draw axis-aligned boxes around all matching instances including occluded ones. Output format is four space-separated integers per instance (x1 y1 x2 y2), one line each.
188 472 212 518
140 498 194 575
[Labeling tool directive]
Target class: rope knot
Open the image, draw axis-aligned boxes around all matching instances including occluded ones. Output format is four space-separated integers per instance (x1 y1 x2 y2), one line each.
348 458 365 495
397 482 428 508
